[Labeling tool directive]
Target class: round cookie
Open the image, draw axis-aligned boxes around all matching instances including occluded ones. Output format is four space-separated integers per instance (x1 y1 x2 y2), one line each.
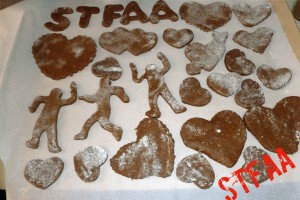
91 57 122 80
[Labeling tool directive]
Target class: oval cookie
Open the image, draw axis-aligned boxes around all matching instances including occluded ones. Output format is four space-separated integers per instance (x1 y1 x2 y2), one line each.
91 57 122 80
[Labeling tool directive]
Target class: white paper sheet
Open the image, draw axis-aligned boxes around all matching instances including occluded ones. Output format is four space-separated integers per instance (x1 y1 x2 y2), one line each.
1 0 300 199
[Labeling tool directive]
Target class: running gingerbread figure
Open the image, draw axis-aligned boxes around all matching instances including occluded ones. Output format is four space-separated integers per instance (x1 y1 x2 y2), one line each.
74 77 130 141
130 52 186 118
26 82 77 153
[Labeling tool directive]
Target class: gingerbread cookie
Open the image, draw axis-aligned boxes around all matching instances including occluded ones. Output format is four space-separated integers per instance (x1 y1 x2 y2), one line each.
44 7 73 32
74 146 108 183
74 77 129 141
207 72 242 97
179 2 232 32
24 157 64 189
76 6 100 28
120 1 148 25
234 79 265 109
99 27 157 56
130 52 186 118
181 110 247 167
257 64 292 90
91 57 122 81
176 153 215 189
110 118 175 179
241 146 269 184
232 3 272 27
163 28 194 48
149 0 179 24
185 31 228 75
244 96 300 154
225 49 256 76
179 77 212 107
26 82 77 153
32 33 97 80
233 27 273 54
102 4 124 27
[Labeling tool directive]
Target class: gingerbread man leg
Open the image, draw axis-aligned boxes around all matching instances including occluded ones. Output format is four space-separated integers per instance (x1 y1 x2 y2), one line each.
161 87 186 113
146 92 161 118
26 126 45 149
99 119 123 141
74 112 100 140
46 125 61 153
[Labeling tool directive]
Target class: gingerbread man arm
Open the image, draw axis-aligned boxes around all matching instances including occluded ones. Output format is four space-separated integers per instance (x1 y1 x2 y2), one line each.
78 94 97 103
130 63 146 83
112 86 130 103
61 82 78 106
29 96 46 113
157 52 171 75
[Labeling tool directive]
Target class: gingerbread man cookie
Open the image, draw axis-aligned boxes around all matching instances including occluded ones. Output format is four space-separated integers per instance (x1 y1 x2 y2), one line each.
74 77 129 141
26 82 77 153
130 52 186 118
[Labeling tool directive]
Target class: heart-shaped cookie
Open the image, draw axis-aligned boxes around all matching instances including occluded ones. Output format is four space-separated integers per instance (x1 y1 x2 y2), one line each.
225 49 256 75
110 118 175 179
241 146 269 184
179 2 232 32
257 64 292 90
233 27 273 54
235 79 265 109
181 110 247 167
32 33 97 80
99 27 157 56
207 72 242 97
176 153 215 189
24 157 64 189
163 28 194 48
74 146 108 183
232 3 272 27
179 77 212 107
244 96 300 154
91 57 122 80
185 31 228 75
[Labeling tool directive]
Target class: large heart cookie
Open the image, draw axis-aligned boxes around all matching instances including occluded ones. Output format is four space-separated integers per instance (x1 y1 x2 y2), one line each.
225 49 256 75
32 33 96 80
179 77 211 107
181 110 247 167
185 31 228 75
24 157 64 189
207 72 242 97
232 3 272 27
110 118 175 179
176 153 215 189
244 96 300 154
74 146 108 183
234 79 265 109
233 27 273 54
241 146 269 184
163 28 194 48
257 64 292 90
99 27 157 56
179 2 232 32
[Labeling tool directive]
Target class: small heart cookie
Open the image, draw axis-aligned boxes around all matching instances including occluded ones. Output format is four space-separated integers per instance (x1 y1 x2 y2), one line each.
91 57 122 80
179 77 212 107
235 79 265 109
207 72 242 97
257 64 292 90
176 153 215 189
233 27 273 54
244 96 300 154
241 146 269 184
163 28 194 48
232 3 272 27
181 110 247 167
225 49 256 75
179 2 232 32
74 146 108 183
24 157 64 189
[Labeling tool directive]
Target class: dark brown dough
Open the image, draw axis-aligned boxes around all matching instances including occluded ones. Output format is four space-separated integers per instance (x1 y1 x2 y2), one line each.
76 6 100 28
102 4 124 27
44 7 73 32
244 96 300 154
163 28 194 48
91 57 122 81
120 1 148 25
149 0 179 24
225 49 256 75
181 110 247 168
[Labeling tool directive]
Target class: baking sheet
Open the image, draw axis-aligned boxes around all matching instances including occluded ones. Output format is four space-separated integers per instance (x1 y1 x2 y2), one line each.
1 0 300 199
